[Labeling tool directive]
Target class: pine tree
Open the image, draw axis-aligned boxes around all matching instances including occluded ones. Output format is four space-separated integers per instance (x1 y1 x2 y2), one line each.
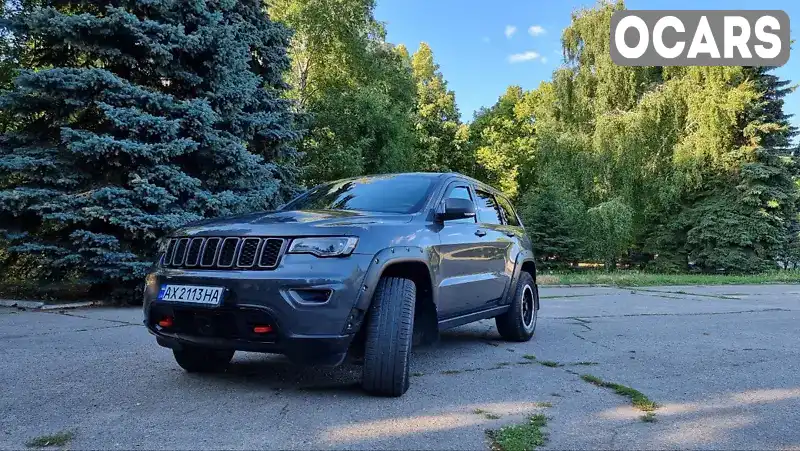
0 0 300 292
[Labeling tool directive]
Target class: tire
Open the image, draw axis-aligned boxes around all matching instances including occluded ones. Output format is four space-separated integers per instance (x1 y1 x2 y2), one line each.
173 347 234 373
361 276 416 397
495 271 538 342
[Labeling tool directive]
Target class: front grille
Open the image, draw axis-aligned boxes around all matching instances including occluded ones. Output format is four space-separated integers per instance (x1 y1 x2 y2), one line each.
162 236 285 270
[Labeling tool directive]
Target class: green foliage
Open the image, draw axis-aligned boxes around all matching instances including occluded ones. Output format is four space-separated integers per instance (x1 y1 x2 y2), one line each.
409 42 469 174
470 86 533 197
580 374 657 411
273 0 416 185
518 185 585 268
585 198 633 270
538 270 800 286
480 1 799 273
0 0 300 289
486 414 548 451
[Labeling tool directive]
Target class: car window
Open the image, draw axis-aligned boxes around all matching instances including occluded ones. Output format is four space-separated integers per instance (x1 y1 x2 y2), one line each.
474 189 503 225
496 196 520 226
281 174 436 214
445 185 476 224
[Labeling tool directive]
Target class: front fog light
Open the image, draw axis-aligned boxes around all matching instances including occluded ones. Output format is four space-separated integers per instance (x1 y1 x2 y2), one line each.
288 237 358 257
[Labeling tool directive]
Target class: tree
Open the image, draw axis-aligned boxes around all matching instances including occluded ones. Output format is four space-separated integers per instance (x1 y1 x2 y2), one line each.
498 1 799 273
409 42 469 173
518 184 585 268
272 0 416 185
585 198 633 271
0 0 300 292
0 0 17 133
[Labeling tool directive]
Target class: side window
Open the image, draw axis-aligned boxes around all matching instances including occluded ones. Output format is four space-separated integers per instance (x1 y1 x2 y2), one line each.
445 185 476 224
474 189 503 225
497 196 520 226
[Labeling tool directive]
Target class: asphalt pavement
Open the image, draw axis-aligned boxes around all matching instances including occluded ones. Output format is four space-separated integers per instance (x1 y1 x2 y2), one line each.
2 284 799 450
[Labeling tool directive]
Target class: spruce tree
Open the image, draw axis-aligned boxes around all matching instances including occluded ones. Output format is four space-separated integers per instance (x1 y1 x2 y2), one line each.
0 0 300 292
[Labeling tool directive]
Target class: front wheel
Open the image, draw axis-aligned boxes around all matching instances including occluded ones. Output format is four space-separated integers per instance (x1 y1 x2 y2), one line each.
495 271 538 342
361 276 416 397
173 346 234 373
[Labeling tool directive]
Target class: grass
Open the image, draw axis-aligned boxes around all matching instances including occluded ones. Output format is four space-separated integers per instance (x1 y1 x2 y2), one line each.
571 361 599 366
640 412 657 423
580 374 657 411
441 369 461 375
487 414 548 451
25 430 75 448
537 270 800 287
534 402 553 408
522 354 537 360
411 372 424 377
473 408 502 420
538 360 563 368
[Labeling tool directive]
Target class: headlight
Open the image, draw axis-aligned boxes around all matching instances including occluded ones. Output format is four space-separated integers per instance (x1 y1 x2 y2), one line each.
288 237 358 257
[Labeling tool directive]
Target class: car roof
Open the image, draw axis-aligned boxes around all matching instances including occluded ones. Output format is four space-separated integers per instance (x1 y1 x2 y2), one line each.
327 172 506 198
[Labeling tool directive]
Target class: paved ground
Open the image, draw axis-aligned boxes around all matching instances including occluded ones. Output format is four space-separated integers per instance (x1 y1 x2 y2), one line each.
2 285 800 450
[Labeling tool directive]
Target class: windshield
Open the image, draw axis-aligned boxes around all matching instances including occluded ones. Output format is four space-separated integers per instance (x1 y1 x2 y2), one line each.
281 174 437 214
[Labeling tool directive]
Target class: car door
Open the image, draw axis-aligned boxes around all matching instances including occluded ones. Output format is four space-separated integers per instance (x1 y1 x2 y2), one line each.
495 193 527 294
471 187 515 305
434 182 502 317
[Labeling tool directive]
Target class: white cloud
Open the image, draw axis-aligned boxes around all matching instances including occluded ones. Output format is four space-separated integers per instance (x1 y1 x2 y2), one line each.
528 25 546 36
505 25 517 39
483 36 491 43
508 51 541 63
541 56 548 64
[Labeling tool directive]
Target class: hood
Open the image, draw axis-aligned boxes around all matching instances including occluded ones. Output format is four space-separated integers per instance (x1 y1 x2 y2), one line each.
175 209 415 237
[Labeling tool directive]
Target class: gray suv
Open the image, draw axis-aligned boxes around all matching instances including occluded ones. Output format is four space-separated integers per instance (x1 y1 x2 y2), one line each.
143 172 540 396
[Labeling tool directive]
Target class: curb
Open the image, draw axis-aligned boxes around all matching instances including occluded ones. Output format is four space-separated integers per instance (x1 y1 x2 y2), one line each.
0 299 97 310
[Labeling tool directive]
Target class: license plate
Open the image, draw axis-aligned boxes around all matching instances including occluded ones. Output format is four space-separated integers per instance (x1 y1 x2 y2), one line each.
157 285 224 306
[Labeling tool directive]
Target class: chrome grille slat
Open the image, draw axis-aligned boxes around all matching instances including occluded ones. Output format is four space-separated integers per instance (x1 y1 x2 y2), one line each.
217 238 240 268
164 238 177 265
185 238 204 267
161 236 284 270
258 238 285 268
237 238 261 268
172 238 190 266
200 237 221 267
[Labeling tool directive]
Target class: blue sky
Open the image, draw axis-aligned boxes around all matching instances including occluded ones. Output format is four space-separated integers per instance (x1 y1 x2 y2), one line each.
375 0 799 136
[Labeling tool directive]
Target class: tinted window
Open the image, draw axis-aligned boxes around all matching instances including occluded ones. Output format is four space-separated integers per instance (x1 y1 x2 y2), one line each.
497 196 520 226
475 190 503 225
449 186 472 201
446 186 476 223
282 175 436 214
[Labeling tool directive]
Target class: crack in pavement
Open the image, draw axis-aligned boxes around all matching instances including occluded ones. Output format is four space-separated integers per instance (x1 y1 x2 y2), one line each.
2 322 136 340
629 287 741 300
45 310 141 326
550 308 790 320
570 321 593 331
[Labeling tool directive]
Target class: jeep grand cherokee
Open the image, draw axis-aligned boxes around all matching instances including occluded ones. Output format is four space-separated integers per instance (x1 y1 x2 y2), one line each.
143 172 540 397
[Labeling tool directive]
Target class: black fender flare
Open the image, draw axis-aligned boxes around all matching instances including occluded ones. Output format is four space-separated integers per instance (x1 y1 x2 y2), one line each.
353 246 438 312
504 250 539 311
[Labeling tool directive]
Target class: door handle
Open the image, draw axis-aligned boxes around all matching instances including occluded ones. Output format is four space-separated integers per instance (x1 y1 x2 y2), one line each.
475 229 487 237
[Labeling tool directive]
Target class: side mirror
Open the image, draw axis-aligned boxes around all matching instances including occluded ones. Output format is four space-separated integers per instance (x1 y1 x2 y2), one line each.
436 198 476 222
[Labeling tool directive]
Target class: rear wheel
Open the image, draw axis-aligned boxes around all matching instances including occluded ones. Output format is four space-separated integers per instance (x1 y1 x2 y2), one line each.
495 272 537 342
361 276 416 397
173 346 234 373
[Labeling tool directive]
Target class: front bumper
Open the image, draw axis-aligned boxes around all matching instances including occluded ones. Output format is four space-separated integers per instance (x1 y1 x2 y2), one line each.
143 253 373 365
